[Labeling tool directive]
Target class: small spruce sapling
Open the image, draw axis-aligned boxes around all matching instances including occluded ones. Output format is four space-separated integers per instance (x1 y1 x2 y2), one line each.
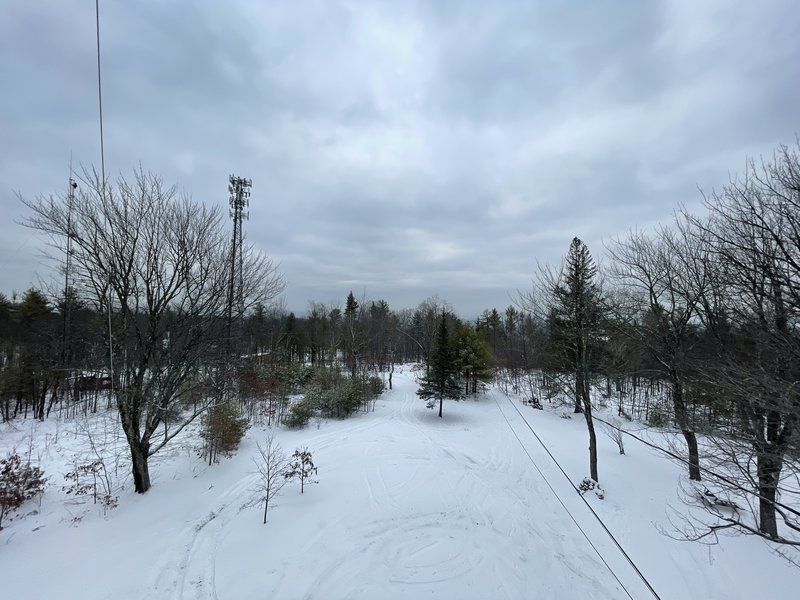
284 448 318 494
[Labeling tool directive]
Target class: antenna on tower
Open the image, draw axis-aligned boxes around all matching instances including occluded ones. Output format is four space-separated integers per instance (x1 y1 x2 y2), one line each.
226 174 252 353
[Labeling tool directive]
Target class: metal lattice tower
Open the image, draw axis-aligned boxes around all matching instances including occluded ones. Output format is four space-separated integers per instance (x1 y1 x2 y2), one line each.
226 174 251 351
61 177 78 367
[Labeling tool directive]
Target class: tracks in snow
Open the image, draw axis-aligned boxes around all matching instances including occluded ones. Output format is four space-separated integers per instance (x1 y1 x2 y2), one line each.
151 475 255 600
151 368 632 600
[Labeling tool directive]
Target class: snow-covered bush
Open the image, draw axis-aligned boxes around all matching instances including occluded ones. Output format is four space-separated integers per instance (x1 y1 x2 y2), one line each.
299 368 385 422
284 448 318 494
284 398 314 429
63 459 118 513
601 418 625 455
648 407 667 427
0 452 47 529
199 401 250 464
577 477 604 500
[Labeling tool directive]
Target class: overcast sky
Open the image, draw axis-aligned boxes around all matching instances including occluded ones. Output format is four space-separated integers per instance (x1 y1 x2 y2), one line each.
1 1 798 317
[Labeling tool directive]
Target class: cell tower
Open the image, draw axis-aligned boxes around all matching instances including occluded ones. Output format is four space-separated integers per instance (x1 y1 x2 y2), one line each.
61 177 78 367
227 174 252 351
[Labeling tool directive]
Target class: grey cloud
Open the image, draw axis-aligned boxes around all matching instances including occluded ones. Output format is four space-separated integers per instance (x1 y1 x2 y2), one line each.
1 1 798 317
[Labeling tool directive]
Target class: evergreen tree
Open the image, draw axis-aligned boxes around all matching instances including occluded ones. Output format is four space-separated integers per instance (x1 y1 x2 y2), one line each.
417 313 463 417
550 237 604 482
344 291 360 377
452 323 494 395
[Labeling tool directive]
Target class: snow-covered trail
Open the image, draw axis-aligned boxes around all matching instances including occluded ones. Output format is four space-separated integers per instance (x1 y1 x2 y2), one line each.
490 390 660 599
185 367 632 600
7 366 795 599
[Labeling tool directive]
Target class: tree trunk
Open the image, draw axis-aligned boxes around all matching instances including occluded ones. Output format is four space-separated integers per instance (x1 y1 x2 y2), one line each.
671 376 701 480
683 430 701 481
586 413 598 482
580 372 598 482
130 441 151 494
756 450 783 538
574 372 582 413
46 384 60 418
34 376 48 421
754 408 790 539
438 397 443 418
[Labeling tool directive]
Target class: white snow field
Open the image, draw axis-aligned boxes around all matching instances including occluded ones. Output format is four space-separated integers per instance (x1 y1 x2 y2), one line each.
1 366 797 599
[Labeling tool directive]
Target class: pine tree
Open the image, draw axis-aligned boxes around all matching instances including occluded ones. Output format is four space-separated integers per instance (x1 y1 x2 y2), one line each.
550 237 604 482
417 313 463 417
344 292 360 377
452 324 494 395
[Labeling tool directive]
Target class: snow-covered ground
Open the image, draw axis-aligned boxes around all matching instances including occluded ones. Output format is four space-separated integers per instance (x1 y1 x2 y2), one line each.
1 366 797 599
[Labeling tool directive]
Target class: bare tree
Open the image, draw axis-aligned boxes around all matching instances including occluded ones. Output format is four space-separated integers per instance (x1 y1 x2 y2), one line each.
607 223 711 480
251 432 290 524
684 142 800 545
21 168 284 493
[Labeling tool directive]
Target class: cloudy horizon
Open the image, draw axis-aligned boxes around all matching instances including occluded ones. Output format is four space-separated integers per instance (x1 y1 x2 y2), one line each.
1 1 798 318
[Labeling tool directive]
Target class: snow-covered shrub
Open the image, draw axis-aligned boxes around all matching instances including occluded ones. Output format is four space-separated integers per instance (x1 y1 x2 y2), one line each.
63 459 118 513
698 487 739 513
601 418 625 455
366 375 384 398
199 401 250 464
303 368 384 419
0 452 47 529
577 477 604 500
276 362 315 394
523 397 543 409
284 398 314 429
284 448 318 494
648 407 667 427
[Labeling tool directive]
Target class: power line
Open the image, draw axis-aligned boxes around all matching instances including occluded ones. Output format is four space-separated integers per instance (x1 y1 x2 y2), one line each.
94 0 112 400
495 394 662 600
589 412 800 521
493 395 636 600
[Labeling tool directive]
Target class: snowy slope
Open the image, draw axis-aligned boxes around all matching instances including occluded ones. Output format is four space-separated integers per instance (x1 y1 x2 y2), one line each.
0 366 797 599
